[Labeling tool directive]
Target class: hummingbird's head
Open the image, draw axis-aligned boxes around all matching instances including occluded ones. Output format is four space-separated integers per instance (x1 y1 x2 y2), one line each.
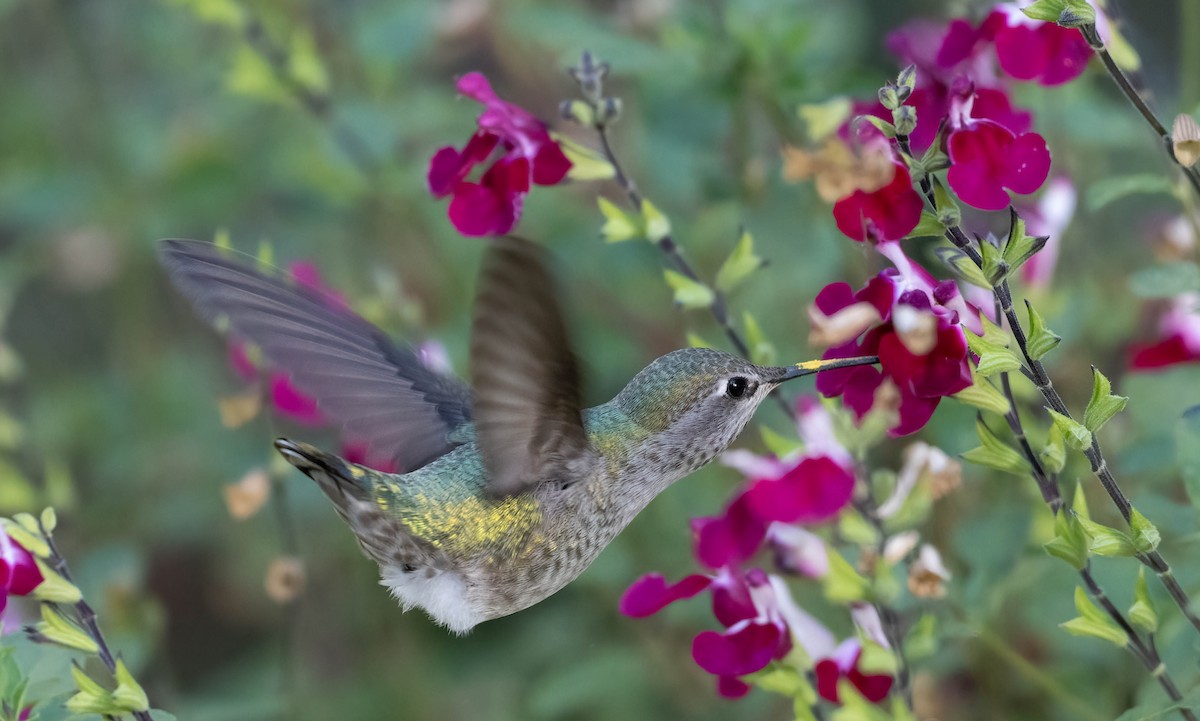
615 348 810 466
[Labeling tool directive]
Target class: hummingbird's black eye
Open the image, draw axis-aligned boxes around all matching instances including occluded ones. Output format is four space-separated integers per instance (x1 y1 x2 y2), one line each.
726 377 749 399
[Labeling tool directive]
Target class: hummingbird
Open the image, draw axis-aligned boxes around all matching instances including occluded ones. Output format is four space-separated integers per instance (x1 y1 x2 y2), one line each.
159 237 877 633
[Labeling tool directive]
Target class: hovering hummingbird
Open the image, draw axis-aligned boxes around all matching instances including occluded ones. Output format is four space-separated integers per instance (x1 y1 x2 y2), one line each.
160 237 877 633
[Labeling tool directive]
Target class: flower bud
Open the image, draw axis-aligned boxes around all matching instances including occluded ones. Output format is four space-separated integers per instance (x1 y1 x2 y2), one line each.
892 105 917 137
1173 113 1200 168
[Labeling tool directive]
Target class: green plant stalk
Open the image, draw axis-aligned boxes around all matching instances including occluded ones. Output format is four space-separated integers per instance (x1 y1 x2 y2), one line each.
575 57 795 420
238 7 378 179
41 523 155 721
894 133 1200 637
994 370 1197 721
1078 23 1200 200
851 495 912 712
974 625 1106 721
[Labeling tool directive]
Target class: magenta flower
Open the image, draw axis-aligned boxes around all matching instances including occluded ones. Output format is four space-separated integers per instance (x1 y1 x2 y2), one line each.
270 373 324 426
814 639 895 704
981 7 1092 86
947 118 1050 211
832 163 924 243
622 567 794 697
813 243 973 435
0 532 43 616
427 72 572 236
1129 294 1200 370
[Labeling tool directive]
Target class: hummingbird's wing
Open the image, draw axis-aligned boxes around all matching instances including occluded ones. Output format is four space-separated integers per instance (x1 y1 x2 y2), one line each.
470 237 595 497
159 240 472 472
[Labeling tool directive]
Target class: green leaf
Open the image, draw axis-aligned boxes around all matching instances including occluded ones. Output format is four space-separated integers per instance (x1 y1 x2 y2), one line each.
1002 210 1049 272
1113 686 1200 721
965 317 1024 377
1024 300 1062 360
1046 409 1092 451
1044 511 1089 569
597 197 640 243
953 375 1012 416
39 506 56 535
1022 0 1095 27
113 659 150 713
961 418 1030 476
904 614 939 662
1128 568 1158 633
857 114 896 139
1060 587 1128 647
1078 517 1136 557
1040 424 1067 475
1177 406 1200 509
685 332 711 349
288 30 329 94
641 199 671 243
935 246 990 288
823 548 870 604
662 270 714 310
1086 174 1176 210
1083 368 1128 432
227 45 289 104
38 604 99 654
952 371 1012 416
1129 507 1161 554
555 135 615 181
1072 481 1091 521
978 238 1010 286
932 179 961 227
741 312 776 366
1128 262 1200 299
715 230 765 294
906 211 946 240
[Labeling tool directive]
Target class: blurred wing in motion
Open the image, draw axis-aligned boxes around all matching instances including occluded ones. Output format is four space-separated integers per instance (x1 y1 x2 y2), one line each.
159 239 472 472
470 237 595 497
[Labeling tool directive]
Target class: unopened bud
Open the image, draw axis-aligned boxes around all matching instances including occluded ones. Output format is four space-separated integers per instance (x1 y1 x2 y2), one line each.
599 96 622 126
892 105 917 137
1173 114 1200 168
878 84 901 111
559 99 595 126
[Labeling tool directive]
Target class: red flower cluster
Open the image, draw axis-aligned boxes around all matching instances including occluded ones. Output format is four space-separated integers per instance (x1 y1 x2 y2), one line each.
427 73 572 236
835 2 1094 228
813 243 974 436
620 402 891 701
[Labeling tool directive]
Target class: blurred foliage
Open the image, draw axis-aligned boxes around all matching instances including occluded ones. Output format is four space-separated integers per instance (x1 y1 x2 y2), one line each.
1 0 1200 719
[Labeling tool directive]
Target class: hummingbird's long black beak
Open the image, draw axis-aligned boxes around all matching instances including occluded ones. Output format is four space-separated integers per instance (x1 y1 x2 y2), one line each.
768 355 880 383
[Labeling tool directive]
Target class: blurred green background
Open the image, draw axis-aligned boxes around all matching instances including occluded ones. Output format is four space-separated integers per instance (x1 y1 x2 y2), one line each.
3 0 1200 719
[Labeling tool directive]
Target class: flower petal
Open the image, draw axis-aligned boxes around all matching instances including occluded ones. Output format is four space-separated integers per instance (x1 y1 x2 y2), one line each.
619 573 711 618
745 456 855 525
692 621 788 677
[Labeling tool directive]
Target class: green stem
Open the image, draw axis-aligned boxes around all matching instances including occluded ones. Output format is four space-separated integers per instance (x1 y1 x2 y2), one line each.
1079 23 1200 201
974 626 1107 721
42 526 155 721
589 98 795 420
994 370 1197 721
